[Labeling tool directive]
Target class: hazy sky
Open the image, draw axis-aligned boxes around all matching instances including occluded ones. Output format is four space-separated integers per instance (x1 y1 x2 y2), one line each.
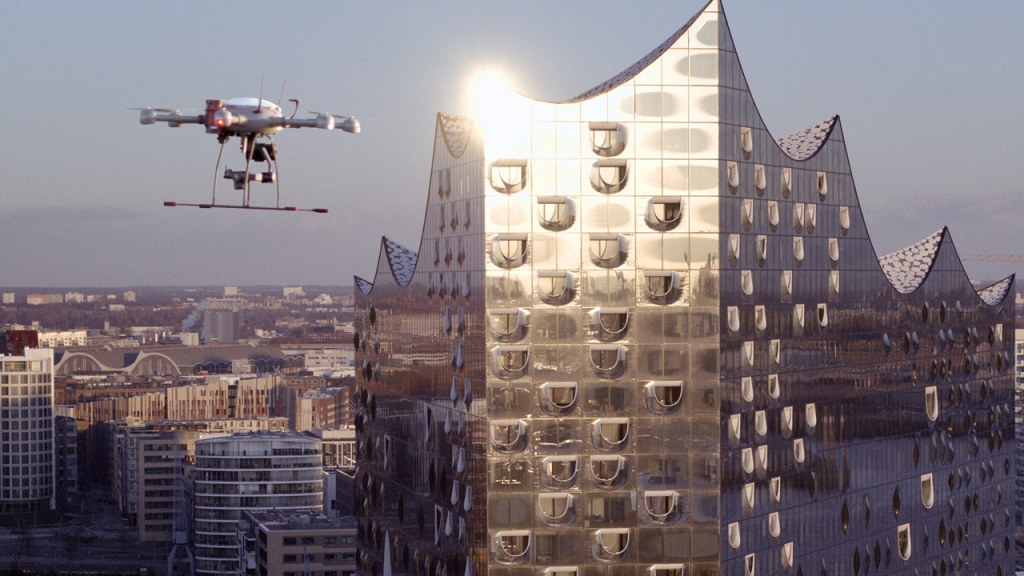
1 1 1022 288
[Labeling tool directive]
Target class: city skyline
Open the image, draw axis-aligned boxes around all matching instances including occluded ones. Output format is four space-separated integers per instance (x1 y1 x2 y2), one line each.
1 1 1022 287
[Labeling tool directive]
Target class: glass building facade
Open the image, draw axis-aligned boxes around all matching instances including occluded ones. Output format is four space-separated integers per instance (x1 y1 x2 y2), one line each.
353 1 1016 575
0 347 56 513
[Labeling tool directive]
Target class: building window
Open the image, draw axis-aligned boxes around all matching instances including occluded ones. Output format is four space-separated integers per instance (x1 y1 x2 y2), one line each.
592 419 629 451
588 234 627 268
728 522 741 549
589 122 627 157
897 524 912 560
590 159 629 194
538 493 574 526
538 270 575 305
727 162 739 188
489 159 528 194
537 196 575 231
593 529 630 562
283 555 298 563
644 197 683 231
490 234 529 269
540 456 579 490
283 538 296 546
754 165 766 190
921 473 934 509
740 126 753 153
494 531 531 565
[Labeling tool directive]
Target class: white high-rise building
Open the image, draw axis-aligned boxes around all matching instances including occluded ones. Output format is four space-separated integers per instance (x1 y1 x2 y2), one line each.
191 433 323 576
0 347 56 512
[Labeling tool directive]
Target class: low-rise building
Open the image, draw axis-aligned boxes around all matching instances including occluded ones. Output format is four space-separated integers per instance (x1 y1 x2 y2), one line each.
37 330 89 348
237 511 356 576
26 293 63 305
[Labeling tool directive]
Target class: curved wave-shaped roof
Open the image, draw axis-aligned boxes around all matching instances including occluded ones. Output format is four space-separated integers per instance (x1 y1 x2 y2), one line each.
563 5 706 103
439 114 474 159
383 237 418 288
977 275 1014 305
775 116 837 161
877 229 944 294
355 276 373 296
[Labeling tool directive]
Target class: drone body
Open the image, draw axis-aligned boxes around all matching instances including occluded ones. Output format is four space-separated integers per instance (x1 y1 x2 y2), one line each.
139 96 358 213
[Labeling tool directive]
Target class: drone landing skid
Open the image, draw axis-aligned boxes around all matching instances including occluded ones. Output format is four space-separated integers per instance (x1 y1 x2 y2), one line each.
164 201 328 214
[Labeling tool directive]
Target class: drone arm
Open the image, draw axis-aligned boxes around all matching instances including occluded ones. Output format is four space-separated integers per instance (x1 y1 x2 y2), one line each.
139 110 204 127
273 115 334 130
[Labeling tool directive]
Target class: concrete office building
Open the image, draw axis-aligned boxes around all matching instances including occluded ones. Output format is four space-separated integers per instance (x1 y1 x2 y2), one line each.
351 1 1016 575
237 511 357 576
204 309 241 345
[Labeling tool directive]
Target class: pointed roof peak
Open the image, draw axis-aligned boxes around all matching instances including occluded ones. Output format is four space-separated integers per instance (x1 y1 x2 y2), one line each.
437 113 474 158
563 0 717 103
878 228 945 294
775 116 838 161
977 275 1014 305
382 236 418 288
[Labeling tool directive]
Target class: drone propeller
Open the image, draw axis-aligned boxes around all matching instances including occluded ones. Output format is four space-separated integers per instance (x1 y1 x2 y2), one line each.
130 107 188 114
308 111 360 134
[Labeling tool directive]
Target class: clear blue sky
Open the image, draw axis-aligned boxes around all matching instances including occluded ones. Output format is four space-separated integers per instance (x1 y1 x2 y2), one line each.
0 1 1021 287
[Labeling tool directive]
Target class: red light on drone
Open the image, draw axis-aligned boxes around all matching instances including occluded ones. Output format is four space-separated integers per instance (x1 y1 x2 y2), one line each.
216 118 224 126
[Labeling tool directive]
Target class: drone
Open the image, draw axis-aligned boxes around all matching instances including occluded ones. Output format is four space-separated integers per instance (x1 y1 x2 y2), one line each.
138 92 358 213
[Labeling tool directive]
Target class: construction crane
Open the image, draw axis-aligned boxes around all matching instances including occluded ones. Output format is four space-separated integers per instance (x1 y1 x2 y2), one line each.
961 254 1024 264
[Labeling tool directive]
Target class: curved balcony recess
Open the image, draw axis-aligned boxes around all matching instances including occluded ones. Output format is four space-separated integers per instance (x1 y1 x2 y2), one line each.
590 455 627 489
490 234 529 269
594 529 630 562
538 270 575 305
643 270 682 304
589 345 626 379
490 419 527 454
537 196 576 231
494 530 531 565
650 565 684 576
493 346 530 380
589 122 627 157
538 493 575 526
592 307 630 341
644 197 683 231
489 308 528 342
489 159 528 194
645 381 683 414
540 382 578 416
592 418 629 451
541 456 580 489
589 234 627 268
590 159 629 194
644 490 679 524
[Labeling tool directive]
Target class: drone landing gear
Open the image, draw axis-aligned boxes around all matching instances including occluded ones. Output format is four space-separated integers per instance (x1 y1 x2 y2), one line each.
163 133 328 213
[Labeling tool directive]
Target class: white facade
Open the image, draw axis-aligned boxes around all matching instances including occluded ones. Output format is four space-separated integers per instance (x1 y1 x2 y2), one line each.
303 348 355 377
0 348 56 512
191 433 323 576
1 293 14 304
37 330 89 348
